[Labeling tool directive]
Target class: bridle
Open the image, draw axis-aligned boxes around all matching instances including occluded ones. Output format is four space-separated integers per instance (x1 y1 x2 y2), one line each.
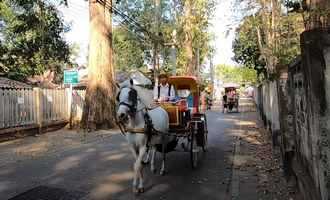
116 87 138 115
118 101 137 115
116 86 149 135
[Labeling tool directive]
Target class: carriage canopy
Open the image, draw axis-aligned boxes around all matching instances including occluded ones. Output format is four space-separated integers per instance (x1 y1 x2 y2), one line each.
168 76 199 94
167 76 200 114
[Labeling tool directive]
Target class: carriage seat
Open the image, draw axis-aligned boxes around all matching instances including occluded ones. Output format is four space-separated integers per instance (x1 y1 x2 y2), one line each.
160 99 188 127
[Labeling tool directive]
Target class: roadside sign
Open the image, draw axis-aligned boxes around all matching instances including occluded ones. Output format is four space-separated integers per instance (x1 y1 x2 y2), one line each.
64 70 78 84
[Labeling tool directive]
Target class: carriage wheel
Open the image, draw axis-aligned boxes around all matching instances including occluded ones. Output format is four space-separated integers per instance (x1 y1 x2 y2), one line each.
190 122 198 169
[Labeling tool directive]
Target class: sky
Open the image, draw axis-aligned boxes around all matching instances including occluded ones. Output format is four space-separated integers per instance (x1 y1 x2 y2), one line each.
59 0 89 65
59 0 245 66
211 0 239 66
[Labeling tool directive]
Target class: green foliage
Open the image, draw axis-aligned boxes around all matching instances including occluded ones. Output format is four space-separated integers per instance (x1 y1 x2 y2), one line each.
0 0 70 81
275 13 304 65
113 27 146 71
215 64 258 85
232 15 266 76
175 0 216 74
114 0 167 71
233 8 304 79
114 0 215 75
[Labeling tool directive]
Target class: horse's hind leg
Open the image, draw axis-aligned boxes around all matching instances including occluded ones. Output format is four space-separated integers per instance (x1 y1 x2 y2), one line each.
160 140 166 176
150 146 156 173
160 153 166 176
142 147 150 164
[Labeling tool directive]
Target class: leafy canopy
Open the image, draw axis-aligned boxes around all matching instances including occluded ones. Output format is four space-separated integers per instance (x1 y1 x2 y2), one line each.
232 1 304 79
114 0 215 76
0 0 70 81
232 15 266 76
215 64 258 85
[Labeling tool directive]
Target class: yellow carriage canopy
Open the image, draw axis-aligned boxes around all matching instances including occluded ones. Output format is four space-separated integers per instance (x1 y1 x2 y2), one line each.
168 76 199 94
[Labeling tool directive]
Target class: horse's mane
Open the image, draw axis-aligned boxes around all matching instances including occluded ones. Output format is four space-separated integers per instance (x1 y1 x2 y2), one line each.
134 85 153 107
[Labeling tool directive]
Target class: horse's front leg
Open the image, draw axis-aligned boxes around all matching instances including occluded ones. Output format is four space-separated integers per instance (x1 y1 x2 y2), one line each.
135 146 147 193
129 146 139 194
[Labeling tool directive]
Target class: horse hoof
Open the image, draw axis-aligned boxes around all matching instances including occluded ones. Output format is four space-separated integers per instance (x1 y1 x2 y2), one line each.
142 161 149 165
138 188 145 193
160 171 166 176
151 168 157 174
133 188 139 194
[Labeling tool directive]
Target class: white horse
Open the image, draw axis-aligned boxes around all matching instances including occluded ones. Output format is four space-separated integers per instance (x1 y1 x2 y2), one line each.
116 79 173 193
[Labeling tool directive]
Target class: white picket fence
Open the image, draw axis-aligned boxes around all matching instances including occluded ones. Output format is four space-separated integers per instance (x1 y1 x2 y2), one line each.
0 88 72 130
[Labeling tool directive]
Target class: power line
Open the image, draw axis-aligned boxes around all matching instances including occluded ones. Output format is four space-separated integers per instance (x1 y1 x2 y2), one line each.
113 16 150 44
96 0 164 46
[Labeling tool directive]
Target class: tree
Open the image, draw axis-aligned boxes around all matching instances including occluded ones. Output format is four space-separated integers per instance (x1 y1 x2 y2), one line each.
215 64 258 85
175 0 216 75
81 0 116 130
232 15 266 76
0 0 70 81
284 0 330 30
114 0 215 76
113 27 148 71
233 0 304 79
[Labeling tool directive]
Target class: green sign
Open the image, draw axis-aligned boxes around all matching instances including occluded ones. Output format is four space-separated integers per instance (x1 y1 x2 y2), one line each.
64 70 78 84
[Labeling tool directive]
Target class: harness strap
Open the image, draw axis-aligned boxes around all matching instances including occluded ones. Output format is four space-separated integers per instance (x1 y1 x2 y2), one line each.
144 112 153 147
126 128 145 133
119 101 137 113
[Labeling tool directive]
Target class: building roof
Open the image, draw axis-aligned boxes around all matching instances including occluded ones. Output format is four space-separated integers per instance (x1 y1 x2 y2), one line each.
0 77 32 89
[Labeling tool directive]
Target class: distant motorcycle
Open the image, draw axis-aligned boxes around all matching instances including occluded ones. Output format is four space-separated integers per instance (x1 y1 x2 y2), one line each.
207 98 212 110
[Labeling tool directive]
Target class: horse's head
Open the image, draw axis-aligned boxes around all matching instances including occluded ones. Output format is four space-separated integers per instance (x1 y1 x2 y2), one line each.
116 79 138 123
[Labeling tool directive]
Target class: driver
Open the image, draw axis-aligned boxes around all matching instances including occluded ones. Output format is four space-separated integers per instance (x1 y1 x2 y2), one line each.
153 73 175 102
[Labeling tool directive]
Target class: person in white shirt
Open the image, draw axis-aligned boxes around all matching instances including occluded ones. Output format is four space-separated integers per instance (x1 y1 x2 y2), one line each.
153 73 175 102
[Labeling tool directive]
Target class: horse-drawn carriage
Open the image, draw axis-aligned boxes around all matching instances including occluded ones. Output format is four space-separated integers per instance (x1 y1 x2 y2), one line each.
223 83 239 113
116 75 208 193
160 76 208 168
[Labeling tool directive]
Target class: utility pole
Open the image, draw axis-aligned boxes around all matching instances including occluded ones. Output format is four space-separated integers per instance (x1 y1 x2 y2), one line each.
209 54 214 99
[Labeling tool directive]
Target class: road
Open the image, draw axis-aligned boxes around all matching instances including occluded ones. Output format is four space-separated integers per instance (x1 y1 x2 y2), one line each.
1 103 253 200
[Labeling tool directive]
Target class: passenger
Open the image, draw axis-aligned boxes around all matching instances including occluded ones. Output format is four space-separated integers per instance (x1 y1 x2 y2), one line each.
223 92 228 113
153 73 175 102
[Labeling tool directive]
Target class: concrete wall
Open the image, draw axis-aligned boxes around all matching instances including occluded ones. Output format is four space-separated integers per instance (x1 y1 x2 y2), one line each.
254 81 281 144
255 29 330 200
297 30 330 200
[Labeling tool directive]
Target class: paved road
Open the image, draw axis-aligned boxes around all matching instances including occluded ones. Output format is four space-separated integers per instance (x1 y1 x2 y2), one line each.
0 108 248 200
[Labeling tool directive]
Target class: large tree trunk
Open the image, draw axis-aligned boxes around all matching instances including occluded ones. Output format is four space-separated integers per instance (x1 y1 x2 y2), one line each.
183 0 194 75
81 0 115 130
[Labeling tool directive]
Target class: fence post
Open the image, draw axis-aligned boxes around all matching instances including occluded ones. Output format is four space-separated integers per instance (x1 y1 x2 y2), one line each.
34 88 42 134
66 85 73 128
